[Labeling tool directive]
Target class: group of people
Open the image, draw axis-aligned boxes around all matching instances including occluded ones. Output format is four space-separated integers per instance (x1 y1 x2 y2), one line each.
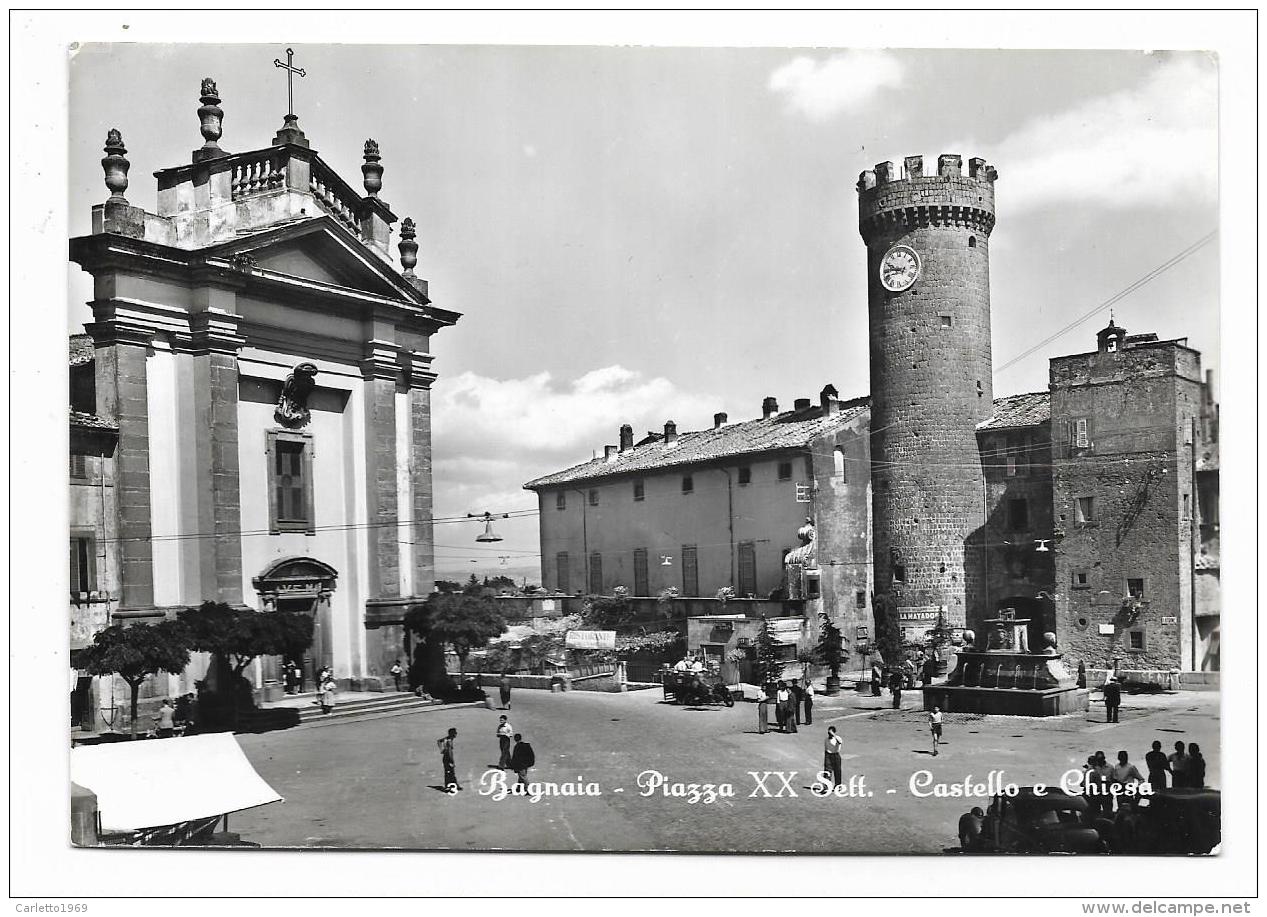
281 660 306 695
756 679 813 734
437 719 535 794
1080 739 1208 813
869 657 938 708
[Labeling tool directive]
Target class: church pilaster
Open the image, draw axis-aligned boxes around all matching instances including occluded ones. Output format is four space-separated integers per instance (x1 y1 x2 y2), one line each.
86 318 155 611
361 343 403 602
188 309 247 604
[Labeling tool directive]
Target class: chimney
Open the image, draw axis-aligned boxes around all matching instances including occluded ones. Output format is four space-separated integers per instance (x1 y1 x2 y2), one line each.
663 421 678 444
820 383 839 415
794 397 812 411
603 445 618 461
713 412 728 430
762 396 779 420
619 423 634 451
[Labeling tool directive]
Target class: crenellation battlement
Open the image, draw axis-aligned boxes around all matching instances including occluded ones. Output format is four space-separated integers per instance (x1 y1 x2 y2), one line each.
857 152 997 241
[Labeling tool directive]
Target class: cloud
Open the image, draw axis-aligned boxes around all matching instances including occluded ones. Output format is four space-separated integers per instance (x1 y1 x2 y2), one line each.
430 366 719 515
958 56 1217 213
768 50 905 122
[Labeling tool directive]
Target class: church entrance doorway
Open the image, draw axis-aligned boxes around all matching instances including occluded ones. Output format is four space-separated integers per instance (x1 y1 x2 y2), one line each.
252 557 338 692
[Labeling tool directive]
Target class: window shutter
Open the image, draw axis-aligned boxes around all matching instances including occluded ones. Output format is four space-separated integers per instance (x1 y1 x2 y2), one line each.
302 439 315 534
266 432 279 533
1075 418 1089 449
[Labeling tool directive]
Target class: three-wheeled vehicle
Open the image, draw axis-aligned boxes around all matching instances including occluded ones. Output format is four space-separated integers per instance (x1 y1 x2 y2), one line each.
662 668 735 706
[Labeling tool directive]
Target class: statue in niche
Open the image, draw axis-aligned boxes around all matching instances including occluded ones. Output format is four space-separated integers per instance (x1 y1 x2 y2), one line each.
275 362 319 428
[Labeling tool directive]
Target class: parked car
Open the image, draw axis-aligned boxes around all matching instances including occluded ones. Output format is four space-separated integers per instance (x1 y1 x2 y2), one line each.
1106 788 1220 854
964 788 1107 854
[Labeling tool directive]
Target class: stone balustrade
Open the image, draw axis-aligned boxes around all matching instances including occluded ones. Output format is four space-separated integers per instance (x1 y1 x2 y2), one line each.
230 152 286 199
308 161 363 238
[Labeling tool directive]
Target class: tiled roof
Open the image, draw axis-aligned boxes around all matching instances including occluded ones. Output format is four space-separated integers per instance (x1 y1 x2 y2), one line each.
524 398 870 489
69 334 94 367
977 391 1050 431
70 410 117 431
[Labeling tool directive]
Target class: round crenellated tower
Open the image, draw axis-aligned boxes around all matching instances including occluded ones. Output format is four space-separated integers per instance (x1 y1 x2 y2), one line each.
857 153 998 636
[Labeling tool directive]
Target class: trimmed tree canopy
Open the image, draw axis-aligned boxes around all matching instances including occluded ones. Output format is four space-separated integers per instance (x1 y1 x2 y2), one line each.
177 601 314 674
406 592 508 665
79 620 191 686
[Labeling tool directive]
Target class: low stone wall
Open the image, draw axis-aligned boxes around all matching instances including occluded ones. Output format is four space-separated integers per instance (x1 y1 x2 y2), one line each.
1087 669 1220 690
569 673 619 692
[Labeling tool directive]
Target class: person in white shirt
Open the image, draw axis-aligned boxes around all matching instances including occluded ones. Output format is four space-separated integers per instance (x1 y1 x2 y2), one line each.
929 706 944 756
823 726 843 786
496 715 514 769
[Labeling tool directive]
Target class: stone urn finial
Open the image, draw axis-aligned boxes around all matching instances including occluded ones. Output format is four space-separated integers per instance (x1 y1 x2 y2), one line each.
101 128 130 202
362 138 383 198
196 77 226 160
398 216 418 275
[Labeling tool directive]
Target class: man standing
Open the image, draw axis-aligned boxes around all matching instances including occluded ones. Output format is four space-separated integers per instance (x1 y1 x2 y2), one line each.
390 659 404 692
757 693 770 734
152 699 176 738
928 706 944 756
509 733 535 790
438 727 461 793
499 671 513 710
775 682 789 732
889 667 904 709
823 726 843 788
496 715 514 770
1102 677 1122 723
871 662 883 697
1110 750 1145 812
1145 740 1171 792
802 680 814 726
1168 741 1191 788
789 681 805 725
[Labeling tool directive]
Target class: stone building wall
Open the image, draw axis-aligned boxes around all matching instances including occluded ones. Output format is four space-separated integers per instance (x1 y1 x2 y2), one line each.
1049 341 1205 670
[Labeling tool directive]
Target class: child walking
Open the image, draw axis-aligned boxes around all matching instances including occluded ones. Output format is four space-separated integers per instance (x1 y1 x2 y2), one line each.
929 706 943 756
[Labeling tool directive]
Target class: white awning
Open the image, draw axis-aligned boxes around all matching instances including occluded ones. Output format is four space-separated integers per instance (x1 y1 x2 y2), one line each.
71 733 282 832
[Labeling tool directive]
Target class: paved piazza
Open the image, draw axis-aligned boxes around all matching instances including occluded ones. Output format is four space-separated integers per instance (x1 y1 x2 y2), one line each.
233 687 1220 853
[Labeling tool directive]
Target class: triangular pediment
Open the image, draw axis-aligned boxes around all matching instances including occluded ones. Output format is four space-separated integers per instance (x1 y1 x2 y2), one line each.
206 216 428 305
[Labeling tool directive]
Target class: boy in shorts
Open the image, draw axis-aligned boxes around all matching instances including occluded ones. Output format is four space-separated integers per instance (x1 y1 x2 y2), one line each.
929 706 944 756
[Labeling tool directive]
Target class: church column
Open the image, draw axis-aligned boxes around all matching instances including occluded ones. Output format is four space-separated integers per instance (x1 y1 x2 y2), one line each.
188 305 246 605
88 319 156 613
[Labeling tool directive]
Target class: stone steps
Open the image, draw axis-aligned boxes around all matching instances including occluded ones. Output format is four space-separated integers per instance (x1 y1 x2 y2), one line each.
238 693 455 733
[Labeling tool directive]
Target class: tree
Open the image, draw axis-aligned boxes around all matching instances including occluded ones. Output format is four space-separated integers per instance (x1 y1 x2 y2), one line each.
434 579 463 594
405 592 508 679
483 575 517 591
871 592 903 666
754 617 784 689
79 621 191 739
814 611 845 695
178 601 314 679
462 573 482 595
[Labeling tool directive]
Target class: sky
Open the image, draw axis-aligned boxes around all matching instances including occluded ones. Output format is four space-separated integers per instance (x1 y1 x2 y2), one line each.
66 45 1220 583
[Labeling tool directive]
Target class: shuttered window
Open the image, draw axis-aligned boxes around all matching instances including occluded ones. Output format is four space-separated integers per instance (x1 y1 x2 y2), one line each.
681 545 699 596
738 541 757 597
588 552 603 595
633 548 649 596
69 534 96 594
556 552 569 592
266 431 315 533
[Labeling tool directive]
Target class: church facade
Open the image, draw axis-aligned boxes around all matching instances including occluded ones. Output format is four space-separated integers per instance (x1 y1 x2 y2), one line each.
527 153 1220 677
69 80 458 728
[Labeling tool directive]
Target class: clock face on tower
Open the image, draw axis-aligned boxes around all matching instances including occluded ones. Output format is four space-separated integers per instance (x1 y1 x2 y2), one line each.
879 244 921 292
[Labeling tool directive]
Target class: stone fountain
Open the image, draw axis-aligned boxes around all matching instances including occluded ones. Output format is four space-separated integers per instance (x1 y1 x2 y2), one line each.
923 609 1088 716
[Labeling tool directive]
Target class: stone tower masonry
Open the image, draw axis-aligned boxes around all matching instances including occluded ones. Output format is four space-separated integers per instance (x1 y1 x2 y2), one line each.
857 154 998 636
